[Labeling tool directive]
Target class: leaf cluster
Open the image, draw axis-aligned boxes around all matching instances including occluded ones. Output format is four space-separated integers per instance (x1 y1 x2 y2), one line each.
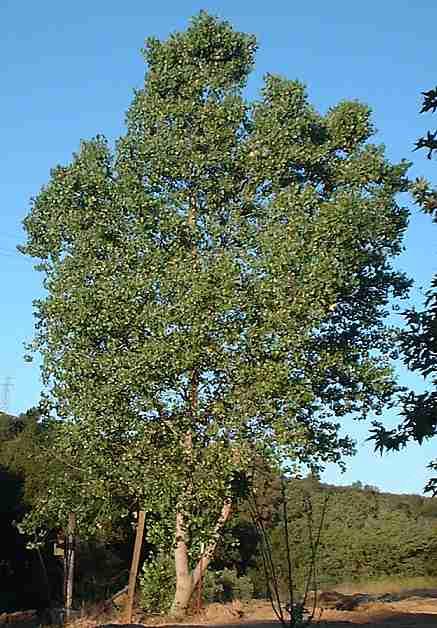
371 87 437 492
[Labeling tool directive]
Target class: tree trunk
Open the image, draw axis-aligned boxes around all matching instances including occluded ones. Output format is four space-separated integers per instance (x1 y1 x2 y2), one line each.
192 498 232 590
170 369 198 617
170 511 193 617
170 499 233 616
170 353 233 617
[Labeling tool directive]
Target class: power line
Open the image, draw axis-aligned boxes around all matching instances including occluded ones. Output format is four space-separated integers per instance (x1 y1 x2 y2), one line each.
1 231 25 242
0 247 20 257
0 246 33 264
1 377 14 413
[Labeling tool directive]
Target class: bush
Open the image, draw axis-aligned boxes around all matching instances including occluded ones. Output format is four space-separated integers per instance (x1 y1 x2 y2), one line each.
232 572 254 601
203 570 224 602
202 568 254 602
245 566 268 599
140 552 174 613
140 558 254 612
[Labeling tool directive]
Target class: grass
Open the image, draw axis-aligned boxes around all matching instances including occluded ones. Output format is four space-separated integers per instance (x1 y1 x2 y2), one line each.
334 575 437 595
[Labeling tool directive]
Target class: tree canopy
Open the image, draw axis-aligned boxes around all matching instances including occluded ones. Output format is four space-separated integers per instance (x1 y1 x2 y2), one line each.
21 12 411 614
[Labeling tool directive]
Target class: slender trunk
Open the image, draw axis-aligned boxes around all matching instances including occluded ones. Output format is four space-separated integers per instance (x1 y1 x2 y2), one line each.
171 511 193 616
171 201 222 616
170 369 197 616
65 513 76 621
125 510 146 624
191 498 232 589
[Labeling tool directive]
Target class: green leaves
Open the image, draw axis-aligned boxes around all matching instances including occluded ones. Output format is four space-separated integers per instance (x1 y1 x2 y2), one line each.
143 11 257 96
22 13 410 546
256 477 437 591
370 87 437 493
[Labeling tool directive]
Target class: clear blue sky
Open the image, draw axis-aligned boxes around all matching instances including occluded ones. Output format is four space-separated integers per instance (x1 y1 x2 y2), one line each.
1 0 436 494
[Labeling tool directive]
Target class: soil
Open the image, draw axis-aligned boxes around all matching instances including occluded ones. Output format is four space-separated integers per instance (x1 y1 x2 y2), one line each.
5 589 437 628
90 592 437 628
205 598 437 626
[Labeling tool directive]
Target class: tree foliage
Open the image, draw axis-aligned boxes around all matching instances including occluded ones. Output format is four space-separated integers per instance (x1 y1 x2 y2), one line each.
0 410 57 612
371 88 437 493
21 12 411 612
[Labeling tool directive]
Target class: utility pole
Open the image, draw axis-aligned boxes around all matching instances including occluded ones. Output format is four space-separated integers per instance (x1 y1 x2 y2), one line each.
1 376 13 413
64 513 76 622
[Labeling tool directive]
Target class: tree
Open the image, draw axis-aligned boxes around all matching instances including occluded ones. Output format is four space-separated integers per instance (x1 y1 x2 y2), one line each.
0 408 59 505
0 409 141 610
21 12 411 615
371 88 437 493
0 410 56 612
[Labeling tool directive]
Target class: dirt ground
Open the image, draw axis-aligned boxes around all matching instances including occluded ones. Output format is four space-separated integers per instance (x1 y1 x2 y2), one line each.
128 596 437 628
5 590 437 628
57 591 437 628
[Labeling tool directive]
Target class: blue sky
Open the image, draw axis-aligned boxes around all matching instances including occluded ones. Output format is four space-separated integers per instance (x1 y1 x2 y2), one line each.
1 0 436 494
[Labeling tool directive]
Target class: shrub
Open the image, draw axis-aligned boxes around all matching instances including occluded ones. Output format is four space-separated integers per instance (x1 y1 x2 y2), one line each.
245 565 268 599
232 572 254 601
140 558 254 612
202 568 254 602
203 570 225 603
139 552 174 613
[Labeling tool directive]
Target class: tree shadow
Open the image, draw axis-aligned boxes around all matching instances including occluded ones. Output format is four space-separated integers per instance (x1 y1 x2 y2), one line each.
228 615 437 626
114 614 437 628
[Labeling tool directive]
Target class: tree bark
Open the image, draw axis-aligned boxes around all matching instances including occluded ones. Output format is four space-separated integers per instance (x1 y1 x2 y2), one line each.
192 499 232 589
170 369 197 617
169 243 232 615
171 510 194 616
170 498 233 616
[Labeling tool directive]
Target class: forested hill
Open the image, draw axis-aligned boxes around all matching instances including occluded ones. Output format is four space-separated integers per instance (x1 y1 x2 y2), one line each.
234 474 437 595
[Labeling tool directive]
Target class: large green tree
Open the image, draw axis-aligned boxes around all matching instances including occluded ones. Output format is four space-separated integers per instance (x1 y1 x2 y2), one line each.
371 88 437 493
21 13 411 614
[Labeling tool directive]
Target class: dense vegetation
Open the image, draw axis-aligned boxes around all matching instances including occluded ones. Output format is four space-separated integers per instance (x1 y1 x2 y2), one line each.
0 410 54 612
2 409 437 613
0 410 139 613
258 477 437 594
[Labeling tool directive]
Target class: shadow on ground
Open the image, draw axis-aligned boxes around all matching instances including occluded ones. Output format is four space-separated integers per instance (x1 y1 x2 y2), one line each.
100 615 437 628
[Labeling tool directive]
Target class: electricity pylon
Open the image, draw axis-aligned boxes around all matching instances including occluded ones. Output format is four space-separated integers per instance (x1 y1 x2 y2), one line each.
1 376 13 413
